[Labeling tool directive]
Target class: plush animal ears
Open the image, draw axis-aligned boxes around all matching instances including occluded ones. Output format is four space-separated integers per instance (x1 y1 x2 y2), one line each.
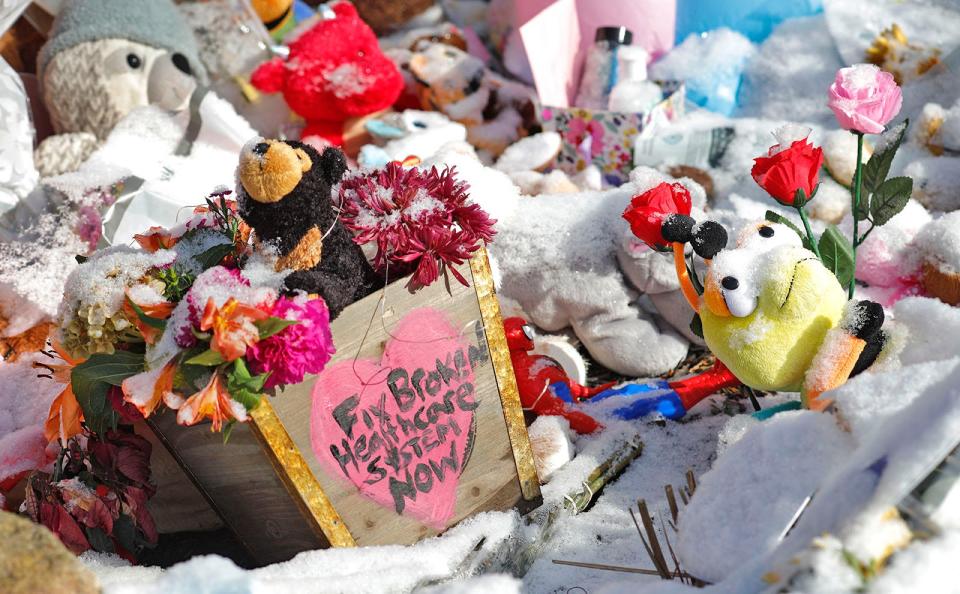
250 57 287 94
328 0 360 20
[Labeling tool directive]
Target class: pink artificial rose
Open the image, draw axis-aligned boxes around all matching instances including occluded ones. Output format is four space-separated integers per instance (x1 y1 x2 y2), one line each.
827 64 902 135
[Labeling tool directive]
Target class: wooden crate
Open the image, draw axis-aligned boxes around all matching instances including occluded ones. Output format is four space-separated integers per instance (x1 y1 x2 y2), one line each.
148 247 541 565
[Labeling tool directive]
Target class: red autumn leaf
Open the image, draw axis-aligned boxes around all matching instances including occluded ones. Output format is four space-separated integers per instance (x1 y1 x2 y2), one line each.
40 501 90 555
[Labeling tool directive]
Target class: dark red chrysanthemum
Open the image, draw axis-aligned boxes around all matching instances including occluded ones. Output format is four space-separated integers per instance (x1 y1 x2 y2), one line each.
337 163 496 291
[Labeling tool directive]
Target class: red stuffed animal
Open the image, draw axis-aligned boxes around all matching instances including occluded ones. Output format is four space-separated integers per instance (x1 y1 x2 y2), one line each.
505 317 614 434
250 1 404 146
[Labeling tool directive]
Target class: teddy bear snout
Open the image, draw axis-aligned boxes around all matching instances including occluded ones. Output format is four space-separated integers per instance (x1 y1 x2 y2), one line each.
147 52 197 111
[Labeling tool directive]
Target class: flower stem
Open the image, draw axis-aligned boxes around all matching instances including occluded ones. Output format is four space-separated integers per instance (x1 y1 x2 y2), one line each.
796 205 822 260
850 132 864 299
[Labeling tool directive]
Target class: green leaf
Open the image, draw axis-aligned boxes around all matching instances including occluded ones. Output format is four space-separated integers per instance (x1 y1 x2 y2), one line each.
225 358 267 412
72 351 145 388
112 514 138 553
765 210 814 252
689 313 704 339
184 349 225 367
193 241 235 271
222 420 236 444
861 120 908 195
124 296 167 330
71 351 144 435
869 176 913 226
175 348 210 391
256 317 298 340
85 526 115 554
818 225 855 288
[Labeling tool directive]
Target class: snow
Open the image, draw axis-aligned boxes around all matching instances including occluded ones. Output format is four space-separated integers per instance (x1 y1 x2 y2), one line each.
913 211 960 273
737 16 841 126
676 411 853 582
494 132 562 174
58 246 176 330
5 3 960 593
0 353 63 484
651 29 756 116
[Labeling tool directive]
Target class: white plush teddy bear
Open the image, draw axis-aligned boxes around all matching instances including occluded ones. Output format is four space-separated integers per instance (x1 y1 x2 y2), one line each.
33 0 207 177
422 146 703 377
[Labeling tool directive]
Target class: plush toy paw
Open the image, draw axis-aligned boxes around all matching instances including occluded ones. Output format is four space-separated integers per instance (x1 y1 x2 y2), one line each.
34 133 99 177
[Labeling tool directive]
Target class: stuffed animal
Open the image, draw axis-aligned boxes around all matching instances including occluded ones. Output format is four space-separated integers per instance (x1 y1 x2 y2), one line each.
504 317 612 434
34 0 207 177
249 1 404 147
623 191 896 415
420 148 701 378
358 109 467 168
408 42 540 159
236 138 383 317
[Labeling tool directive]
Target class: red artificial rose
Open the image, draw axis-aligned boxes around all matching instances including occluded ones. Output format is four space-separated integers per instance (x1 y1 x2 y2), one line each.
751 139 824 206
622 182 692 249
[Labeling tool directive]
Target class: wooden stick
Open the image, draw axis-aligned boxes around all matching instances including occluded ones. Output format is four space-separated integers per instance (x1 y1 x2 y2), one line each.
679 487 689 506
665 485 679 525
629 507 660 575
552 560 662 576
686 470 697 496
638 499 671 578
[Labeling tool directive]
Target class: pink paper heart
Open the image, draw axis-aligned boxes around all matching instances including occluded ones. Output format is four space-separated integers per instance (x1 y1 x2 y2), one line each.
310 308 482 528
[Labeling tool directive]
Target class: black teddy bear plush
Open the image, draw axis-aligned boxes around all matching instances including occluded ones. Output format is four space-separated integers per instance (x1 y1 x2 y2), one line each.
236 138 383 317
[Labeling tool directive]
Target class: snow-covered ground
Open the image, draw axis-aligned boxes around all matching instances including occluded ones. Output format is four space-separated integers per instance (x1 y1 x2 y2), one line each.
4 2 960 592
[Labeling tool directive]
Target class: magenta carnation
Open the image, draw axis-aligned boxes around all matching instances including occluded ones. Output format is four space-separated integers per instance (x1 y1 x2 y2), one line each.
337 162 496 290
246 295 335 389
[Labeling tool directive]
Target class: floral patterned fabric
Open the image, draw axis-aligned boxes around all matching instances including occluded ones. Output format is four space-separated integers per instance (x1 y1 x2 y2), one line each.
543 81 685 186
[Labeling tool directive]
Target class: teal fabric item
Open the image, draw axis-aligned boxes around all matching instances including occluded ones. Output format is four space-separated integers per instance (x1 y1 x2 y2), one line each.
38 0 207 82
675 0 823 44
751 400 803 421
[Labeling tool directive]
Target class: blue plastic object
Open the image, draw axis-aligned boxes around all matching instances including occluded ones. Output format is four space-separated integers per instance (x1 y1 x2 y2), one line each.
589 380 672 402
612 389 686 421
674 0 823 44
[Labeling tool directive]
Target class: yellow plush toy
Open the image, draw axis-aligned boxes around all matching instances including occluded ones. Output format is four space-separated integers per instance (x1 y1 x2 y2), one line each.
674 219 888 410
698 222 848 394
623 182 891 414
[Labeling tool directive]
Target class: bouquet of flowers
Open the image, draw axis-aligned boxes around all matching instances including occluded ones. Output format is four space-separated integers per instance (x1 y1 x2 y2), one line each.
49 191 336 445
337 163 496 291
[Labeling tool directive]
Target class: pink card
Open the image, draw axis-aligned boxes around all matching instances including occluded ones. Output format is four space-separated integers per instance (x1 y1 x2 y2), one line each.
515 0 677 106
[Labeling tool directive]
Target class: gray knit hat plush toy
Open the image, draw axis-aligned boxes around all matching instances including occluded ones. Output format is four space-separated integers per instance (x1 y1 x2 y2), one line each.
35 0 208 177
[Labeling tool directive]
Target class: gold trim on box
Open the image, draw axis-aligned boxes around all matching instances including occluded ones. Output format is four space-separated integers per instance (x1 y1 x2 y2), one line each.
250 399 357 547
470 246 542 501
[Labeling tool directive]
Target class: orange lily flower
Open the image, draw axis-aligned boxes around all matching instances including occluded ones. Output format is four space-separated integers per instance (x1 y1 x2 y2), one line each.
122 294 174 345
176 372 247 432
134 227 179 252
120 358 182 418
199 297 268 361
41 345 85 444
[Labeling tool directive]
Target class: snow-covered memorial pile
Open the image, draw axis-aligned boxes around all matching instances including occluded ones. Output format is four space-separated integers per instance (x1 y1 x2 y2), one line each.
1 0 960 592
